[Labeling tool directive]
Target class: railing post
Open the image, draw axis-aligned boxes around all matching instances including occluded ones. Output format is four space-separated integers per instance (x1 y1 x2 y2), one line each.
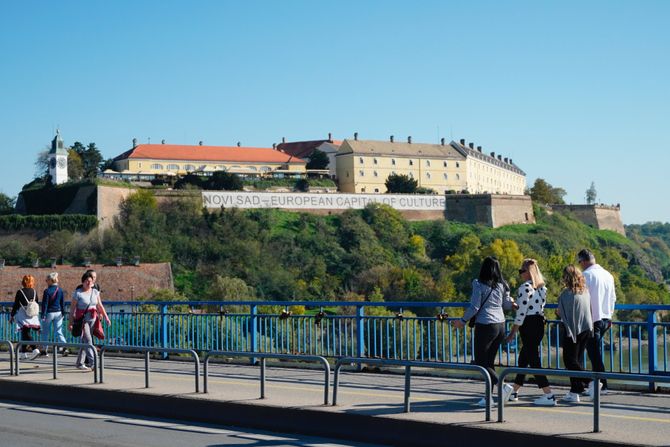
160 304 168 359
647 310 658 391
356 305 365 365
250 305 258 365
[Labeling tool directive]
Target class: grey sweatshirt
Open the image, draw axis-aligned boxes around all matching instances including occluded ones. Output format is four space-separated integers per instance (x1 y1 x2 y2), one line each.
462 279 514 325
557 288 593 342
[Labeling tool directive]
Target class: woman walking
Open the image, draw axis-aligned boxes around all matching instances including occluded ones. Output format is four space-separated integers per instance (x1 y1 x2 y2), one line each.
10 275 41 359
41 272 67 355
503 259 556 406
452 257 516 406
68 271 110 371
557 265 594 402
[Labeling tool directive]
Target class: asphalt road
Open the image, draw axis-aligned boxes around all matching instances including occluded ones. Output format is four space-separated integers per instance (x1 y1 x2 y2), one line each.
0 400 381 447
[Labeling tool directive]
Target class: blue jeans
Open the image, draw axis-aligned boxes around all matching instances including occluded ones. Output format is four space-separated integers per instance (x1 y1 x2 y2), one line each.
586 319 610 388
41 312 67 347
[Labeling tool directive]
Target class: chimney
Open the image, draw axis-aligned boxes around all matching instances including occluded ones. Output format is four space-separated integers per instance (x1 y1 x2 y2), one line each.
161 139 166 144
407 136 412 144
504 157 509 163
199 141 203 146
441 138 445 146
272 143 277 149
460 138 465 145
354 132 358 141
510 158 513 165
490 152 495 158
477 145 482 152
468 142 474 149
390 135 394 143
237 142 241 147
497 155 502 161
132 138 137 148
328 132 332 141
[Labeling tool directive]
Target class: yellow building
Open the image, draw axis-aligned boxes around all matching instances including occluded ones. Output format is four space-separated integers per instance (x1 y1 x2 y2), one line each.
336 136 526 195
111 140 306 178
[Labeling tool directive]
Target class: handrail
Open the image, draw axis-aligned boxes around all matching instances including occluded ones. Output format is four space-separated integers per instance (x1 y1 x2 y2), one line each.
0 340 14 376
334 357 493 421
99 345 200 392
14 341 98 383
498 367 670 432
203 351 330 405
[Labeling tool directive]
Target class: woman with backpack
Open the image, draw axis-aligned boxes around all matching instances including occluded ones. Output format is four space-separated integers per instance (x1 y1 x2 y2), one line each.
452 257 517 406
9 275 41 360
40 272 67 355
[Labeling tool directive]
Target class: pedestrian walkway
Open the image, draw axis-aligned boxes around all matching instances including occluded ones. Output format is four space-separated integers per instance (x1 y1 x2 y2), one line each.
0 353 668 446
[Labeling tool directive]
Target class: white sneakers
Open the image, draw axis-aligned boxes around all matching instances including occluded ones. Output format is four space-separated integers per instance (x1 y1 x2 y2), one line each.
585 381 603 400
502 383 518 402
26 349 40 360
476 397 496 407
562 392 581 403
76 364 92 371
533 393 557 406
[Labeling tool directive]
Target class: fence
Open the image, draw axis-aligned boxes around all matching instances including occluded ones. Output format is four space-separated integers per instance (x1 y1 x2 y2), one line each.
2 301 669 381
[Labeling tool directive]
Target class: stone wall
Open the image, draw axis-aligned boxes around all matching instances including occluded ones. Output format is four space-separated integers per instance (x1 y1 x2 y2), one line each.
444 194 535 227
550 204 625 235
97 185 136 230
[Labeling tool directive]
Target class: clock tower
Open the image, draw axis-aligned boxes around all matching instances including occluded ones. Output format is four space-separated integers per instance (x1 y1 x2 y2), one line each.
48 130 68 185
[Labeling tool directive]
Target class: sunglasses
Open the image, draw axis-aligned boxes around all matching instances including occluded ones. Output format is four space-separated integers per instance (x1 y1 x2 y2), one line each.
518 269 527 274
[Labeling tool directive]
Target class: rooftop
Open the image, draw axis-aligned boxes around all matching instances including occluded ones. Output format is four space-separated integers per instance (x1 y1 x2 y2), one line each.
114 144 305 164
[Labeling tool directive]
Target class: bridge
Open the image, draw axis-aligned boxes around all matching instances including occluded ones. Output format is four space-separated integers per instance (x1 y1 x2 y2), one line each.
0 301 668 446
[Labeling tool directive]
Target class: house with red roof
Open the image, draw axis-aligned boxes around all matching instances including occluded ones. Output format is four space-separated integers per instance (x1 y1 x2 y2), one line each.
276 134 341 178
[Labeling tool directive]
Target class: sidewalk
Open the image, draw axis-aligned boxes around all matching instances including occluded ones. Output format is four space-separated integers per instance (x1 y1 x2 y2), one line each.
0 354 668 447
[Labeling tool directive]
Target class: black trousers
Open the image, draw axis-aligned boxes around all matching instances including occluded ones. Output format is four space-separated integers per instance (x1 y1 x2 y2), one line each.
513 315 550 388
474 322 505 391
563 330 591 393
20 327 36 352
586 319 610 388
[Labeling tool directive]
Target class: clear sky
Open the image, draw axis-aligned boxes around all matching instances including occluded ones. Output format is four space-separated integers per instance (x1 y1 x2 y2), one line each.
1 1 668 224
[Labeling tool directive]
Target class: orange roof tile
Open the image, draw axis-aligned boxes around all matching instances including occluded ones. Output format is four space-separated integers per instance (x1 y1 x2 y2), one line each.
117 144 305 164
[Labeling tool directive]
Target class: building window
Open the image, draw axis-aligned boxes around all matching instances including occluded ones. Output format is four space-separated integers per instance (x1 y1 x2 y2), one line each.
359 170 365 177
456 173 460 180
247 166 258 171
373 171 378 177
426 172 431 179
184 164 196 171
359 157 364 164
260 166 271 172
443 161 447 167
443 173 448 180
151 163 163 170
361 187 366 192
346 171 349 178
456 162 460 168
409 160 414 166
138 163 142 168
374 188 379 193
426 160 431 167
391 159 396 165
167 164 179 170
373 158 378 164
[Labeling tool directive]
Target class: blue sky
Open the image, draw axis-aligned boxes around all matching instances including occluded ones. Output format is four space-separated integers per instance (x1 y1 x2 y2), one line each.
1 1 668 224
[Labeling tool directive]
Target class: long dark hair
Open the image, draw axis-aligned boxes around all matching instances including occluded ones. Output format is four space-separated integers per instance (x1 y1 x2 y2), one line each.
81 271 95 283
478 256 505 288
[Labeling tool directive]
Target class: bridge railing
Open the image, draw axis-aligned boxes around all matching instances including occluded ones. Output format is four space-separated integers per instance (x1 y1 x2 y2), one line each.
2 301 669 381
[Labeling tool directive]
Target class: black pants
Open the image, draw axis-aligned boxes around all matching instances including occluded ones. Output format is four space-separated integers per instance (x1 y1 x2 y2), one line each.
474 322 505 391
563 329 591 393
20 327 36 352
586 319 610 388
513 315 550 388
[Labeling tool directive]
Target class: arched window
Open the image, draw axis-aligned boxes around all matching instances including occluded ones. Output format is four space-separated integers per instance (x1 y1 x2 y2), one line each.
260 166 271 172
167 164 179 171
184 164 196 171
247 166 258 171
151 163 163 170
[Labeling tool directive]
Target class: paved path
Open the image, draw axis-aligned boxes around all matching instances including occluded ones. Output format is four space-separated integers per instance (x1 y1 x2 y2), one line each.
1 352 669 446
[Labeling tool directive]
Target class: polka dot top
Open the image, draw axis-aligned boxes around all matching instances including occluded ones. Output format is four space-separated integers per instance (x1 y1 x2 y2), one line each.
513 280 547 326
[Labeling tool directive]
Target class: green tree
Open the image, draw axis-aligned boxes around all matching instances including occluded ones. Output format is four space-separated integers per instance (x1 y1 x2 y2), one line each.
529 178 566 204
306 149 329 169
294 178 310 192
385 173 418 193
67 148 84 180
586 182 597 205
82 143 103 178
206 171 243 190
0 193 15 215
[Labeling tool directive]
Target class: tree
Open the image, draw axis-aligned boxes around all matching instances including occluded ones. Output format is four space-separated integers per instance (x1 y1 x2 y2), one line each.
34 149 50 179
294 178 309 192
385 173 418 194
100 158 116 172
529 178 566 204
82 143 103 178
0 193 15 215
205 171 243 190
67 148 84 180
306 149 329 170
586 182 597 205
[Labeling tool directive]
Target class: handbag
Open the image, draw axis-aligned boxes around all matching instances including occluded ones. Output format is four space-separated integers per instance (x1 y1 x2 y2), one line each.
20 289 39 318
71 316 84 337
468 284 495 328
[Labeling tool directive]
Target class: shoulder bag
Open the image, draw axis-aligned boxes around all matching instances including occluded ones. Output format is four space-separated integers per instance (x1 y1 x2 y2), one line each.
468 284 495 328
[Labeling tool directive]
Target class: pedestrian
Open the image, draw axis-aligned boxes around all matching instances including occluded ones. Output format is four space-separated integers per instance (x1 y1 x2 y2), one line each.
503 259 556 406
578 249 616 394
76 269 101 292
452 256 516 406
40 272 67 356
68 271 111 371
9 275 41 360
556 265 594 403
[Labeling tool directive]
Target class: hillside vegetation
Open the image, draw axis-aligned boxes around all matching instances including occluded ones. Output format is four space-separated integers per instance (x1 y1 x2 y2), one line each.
0 191 667 318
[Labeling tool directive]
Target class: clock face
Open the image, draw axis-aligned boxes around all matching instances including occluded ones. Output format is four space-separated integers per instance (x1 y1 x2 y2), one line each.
50 158 57 168
57 158 66 168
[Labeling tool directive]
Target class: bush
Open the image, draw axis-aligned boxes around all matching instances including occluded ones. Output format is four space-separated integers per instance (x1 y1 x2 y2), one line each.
0 214 97 232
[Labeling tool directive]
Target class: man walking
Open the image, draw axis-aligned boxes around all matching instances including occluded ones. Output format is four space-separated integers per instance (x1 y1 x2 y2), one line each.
578 249 616 394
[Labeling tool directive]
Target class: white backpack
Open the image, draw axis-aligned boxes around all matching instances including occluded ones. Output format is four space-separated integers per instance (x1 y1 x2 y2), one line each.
20 289 39 318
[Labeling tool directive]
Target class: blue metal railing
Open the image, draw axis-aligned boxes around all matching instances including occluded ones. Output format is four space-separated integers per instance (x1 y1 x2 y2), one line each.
1 301 669 378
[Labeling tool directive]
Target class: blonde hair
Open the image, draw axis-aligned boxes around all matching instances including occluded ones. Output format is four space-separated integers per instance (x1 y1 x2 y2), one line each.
562 265 586 294
521 258 545 289
46 272 59 284
21 275 35 289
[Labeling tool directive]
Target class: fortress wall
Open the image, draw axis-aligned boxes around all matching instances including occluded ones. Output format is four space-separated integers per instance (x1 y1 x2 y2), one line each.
551 204 625 235
97 185 135 230
490 195 535 227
